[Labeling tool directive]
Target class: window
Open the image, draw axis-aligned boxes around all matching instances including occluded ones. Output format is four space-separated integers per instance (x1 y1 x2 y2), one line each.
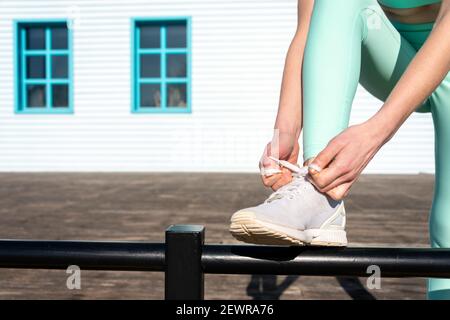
15 21 72 114
132 18 191 113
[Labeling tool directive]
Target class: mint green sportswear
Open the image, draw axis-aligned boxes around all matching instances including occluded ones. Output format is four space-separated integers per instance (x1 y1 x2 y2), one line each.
302 0 450 299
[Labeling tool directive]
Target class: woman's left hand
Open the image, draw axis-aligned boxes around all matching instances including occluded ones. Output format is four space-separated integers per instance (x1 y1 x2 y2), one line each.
307 119 389 201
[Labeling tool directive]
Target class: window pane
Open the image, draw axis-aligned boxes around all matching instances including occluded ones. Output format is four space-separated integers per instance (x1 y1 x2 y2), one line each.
166 24 187 48
51 27 68 50
140 25 160 48
26 27 45 50
166 83 187 108
51 55 68 78
167 54 187 78
52 84 69 108
140 54 160 78
26 55 46 79
26 84 46 108
140 84 161 108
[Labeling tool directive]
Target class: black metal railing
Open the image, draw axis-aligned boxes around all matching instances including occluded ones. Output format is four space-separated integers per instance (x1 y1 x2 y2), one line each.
0 224 449 299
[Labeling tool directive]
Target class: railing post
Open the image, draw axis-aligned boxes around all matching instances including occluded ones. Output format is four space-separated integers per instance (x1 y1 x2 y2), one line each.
165 224 205 300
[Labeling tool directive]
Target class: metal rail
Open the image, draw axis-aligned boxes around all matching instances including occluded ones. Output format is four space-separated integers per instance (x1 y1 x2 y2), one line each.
0 224 448 300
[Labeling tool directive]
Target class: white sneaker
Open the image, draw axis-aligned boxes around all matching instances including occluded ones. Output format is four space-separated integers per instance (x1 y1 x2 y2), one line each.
230 167 347 246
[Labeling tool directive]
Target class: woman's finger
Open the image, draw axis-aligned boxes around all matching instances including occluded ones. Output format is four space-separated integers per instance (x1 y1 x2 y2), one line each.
261 173 282 188
261 166 289 186
309 154 355 190
261 166 292 188
325 181 353 201
308 139 344 175
271 169 293 191
259 145 281 174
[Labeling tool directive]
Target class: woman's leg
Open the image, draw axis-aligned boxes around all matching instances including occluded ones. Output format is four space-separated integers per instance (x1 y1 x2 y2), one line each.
302 0 419 160
428 76 450 300
303 0 450 299
302 0 450 299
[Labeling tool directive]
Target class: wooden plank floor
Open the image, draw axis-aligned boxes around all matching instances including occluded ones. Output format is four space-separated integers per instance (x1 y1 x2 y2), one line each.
0 173 434 299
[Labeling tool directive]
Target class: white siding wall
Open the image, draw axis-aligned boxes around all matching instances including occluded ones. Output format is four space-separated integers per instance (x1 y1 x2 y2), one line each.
0 0 435 173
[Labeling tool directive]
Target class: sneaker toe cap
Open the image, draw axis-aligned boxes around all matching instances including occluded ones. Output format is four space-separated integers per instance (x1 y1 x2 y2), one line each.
230 209 257 223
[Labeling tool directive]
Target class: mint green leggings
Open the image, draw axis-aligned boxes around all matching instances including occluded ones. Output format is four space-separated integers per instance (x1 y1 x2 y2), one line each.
302 0 450 299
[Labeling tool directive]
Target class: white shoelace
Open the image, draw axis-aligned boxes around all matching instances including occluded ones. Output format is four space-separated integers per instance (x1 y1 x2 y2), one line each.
265 166 310 203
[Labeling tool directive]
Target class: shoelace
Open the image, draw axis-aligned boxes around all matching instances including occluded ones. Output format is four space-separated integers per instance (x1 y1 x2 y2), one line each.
265 166 310 203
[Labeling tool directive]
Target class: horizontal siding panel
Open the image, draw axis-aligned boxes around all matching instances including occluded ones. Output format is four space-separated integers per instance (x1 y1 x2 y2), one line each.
0 0 435 173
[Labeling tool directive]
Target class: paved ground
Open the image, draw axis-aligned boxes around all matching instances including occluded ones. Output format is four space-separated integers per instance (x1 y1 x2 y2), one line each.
0 173 435 299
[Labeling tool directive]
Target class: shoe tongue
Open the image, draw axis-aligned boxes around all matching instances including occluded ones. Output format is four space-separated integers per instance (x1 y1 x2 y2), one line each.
291 171 315 190
292 167 308 180
279 174 306 191
265 171 310 203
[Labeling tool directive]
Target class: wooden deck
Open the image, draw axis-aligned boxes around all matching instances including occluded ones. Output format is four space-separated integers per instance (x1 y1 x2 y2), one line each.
0 173 434 299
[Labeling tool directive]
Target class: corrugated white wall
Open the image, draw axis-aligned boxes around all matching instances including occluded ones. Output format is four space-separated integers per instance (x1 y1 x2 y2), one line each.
0 0 435 173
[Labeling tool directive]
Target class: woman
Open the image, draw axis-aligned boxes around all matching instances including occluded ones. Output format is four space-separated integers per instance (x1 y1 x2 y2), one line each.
230 0 450 299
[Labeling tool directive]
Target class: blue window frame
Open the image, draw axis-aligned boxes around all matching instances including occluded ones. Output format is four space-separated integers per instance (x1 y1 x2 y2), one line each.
132 17 191 113
14 20 73 114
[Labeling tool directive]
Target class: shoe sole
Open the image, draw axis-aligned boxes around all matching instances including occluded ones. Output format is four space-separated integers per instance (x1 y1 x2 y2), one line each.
229 211 347 247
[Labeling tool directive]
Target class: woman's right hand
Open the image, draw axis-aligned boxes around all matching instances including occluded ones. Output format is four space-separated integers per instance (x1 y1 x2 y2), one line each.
259 132 300 191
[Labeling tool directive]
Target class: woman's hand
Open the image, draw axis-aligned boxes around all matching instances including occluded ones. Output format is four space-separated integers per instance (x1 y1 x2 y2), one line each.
260 131 300 191
308 119 389 200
